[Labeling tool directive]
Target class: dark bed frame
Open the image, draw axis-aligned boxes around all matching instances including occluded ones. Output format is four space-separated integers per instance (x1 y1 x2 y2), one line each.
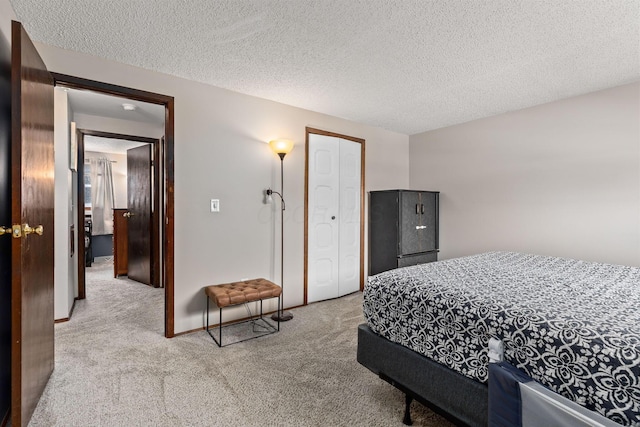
357 324 488 426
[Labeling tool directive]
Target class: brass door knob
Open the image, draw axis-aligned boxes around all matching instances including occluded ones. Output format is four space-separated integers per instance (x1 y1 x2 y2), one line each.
123 212 134 218
0 226 10 235
23 224 44 236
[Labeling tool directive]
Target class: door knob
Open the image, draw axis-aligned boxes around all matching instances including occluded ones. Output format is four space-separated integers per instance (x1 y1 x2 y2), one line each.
123 212 134 218
3 224 44 238
23 224 44 236
331 216 336 220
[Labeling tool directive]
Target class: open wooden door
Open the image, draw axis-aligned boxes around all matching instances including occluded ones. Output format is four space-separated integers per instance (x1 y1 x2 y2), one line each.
10 21 55 426
0 22 12 426
126 144 152 286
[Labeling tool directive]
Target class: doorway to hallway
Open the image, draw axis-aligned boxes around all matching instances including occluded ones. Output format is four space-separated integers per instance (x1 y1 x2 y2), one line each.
53 73 176 338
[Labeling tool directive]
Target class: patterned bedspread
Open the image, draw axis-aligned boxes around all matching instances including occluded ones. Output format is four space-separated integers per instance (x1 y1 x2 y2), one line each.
363 251 640 426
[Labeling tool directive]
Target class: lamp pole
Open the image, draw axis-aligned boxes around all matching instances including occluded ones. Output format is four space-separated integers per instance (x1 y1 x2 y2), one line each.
266 140 294 321
270 152 293 321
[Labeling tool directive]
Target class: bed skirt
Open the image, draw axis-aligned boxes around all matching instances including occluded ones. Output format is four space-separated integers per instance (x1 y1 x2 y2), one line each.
357 324 488 427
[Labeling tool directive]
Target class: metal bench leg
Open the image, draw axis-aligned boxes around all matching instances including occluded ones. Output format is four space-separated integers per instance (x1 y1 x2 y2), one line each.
205 295 280 348
205 296 223 347
218 307 223 347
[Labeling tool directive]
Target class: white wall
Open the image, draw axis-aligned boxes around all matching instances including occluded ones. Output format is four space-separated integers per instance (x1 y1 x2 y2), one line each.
53 88 76 320
74 113 163 139
409 82 640 267
0 0 15 42
32 41 409 334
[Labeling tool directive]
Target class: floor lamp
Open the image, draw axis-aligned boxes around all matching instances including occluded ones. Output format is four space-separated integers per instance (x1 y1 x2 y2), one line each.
266 139 294 322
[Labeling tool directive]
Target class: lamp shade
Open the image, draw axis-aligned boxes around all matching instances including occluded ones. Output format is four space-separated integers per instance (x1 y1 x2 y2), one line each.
268 139 294 156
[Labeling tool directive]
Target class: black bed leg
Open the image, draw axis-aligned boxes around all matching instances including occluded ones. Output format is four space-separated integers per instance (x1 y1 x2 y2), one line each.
403 393 413 426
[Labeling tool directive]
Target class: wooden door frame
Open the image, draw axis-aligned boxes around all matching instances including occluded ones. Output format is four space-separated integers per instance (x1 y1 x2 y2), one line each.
77 130 160 296
303 127 365 305
52 73 176 338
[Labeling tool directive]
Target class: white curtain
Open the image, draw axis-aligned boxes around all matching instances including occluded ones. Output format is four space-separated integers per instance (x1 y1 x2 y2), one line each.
90 158 115 235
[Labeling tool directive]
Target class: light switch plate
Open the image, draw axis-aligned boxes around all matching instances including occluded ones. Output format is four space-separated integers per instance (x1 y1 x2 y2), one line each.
210 199 220 212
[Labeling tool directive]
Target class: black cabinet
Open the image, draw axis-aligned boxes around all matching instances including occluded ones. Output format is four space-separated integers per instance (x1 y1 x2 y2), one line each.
369 190 439 275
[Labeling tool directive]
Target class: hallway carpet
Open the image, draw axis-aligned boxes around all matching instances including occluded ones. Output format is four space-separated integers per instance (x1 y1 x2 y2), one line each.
29 258 453 426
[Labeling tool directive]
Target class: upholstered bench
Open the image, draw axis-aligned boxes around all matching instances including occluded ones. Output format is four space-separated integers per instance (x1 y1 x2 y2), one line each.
204 278 281 347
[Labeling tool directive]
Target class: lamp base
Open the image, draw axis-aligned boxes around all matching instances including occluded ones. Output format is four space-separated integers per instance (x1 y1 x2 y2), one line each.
272 311 293 322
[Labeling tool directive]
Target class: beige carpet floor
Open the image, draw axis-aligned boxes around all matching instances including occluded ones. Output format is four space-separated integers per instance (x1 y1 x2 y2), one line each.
28 258 453 426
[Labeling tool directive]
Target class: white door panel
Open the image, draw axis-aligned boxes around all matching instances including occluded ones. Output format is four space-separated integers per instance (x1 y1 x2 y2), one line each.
338 139 361 296
314 258 334 286
308 133 361 302
314 149 333 174
308 134 340 302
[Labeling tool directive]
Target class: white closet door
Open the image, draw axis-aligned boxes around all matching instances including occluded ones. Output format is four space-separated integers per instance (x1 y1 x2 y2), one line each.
338 139 361 296
308 134 340 302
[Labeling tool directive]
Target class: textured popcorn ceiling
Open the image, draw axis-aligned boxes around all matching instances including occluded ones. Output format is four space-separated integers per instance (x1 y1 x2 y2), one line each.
11 0 640 135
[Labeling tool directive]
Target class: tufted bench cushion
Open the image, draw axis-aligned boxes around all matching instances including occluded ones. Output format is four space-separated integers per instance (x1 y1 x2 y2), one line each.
205 278 281 308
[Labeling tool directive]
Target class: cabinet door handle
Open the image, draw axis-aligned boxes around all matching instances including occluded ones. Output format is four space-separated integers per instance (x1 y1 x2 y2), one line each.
415 225 426 230
421 204 425 214
416 204 420 214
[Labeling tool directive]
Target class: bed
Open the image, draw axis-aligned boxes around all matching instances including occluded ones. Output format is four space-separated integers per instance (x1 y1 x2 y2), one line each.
357 251 640 426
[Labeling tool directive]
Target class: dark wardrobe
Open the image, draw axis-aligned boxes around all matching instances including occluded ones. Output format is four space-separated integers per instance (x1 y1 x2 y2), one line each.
369 190 439 275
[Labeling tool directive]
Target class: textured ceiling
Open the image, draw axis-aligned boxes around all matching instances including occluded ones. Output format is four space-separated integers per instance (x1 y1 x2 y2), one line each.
11 0 640 135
